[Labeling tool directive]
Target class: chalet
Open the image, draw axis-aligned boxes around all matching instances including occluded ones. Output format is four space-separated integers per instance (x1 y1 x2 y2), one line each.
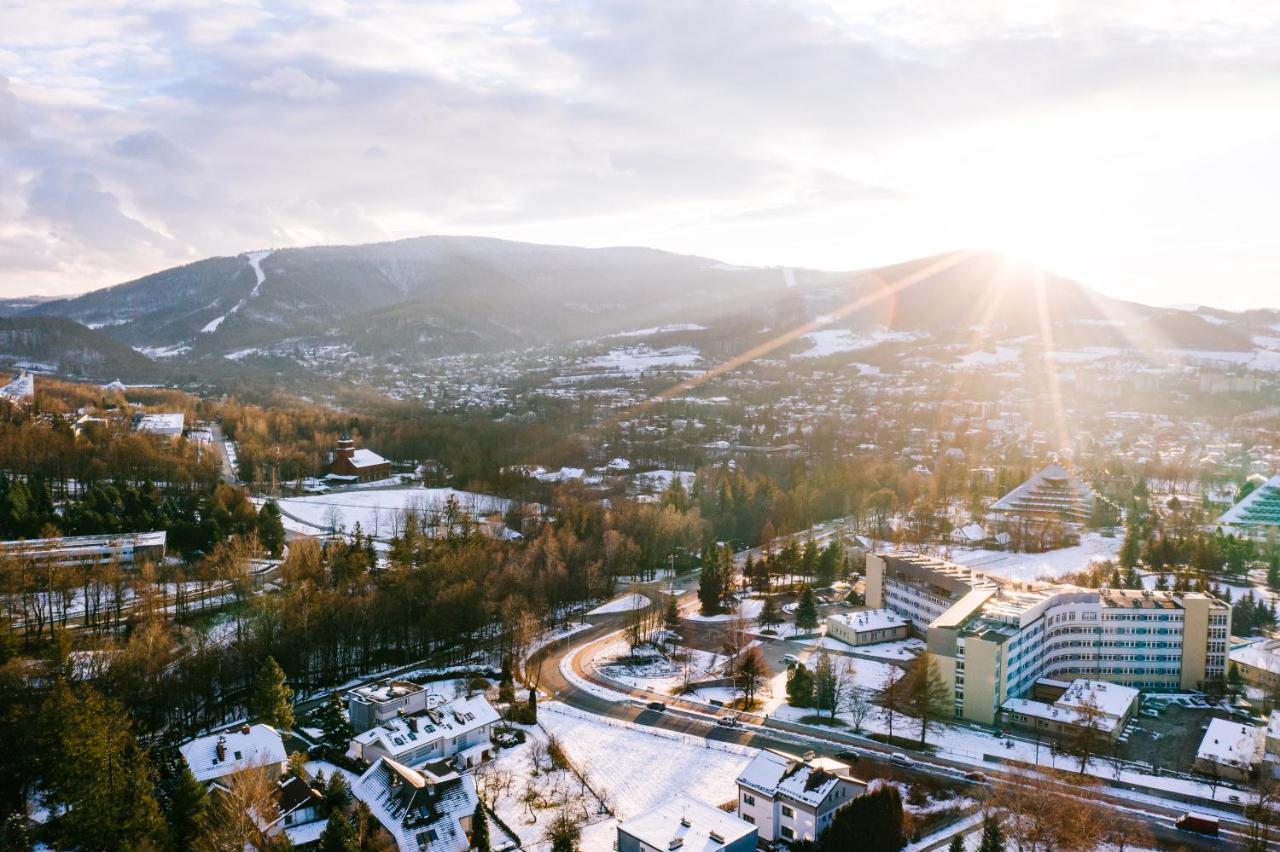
351 757 478 852
327 434 391 483
736 749 864 844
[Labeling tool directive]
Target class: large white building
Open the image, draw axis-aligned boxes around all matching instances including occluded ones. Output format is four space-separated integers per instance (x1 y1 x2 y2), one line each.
866 552 1231 725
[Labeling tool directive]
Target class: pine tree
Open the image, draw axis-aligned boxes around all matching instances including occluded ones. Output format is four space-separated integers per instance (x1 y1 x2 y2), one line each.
472 801 492 852
758 595 782 630
166 764 210 852
325 771 352 813
795 585 819 632
786 663 814 707
320 810 358 852
250 655 295 730
813 652 837 717
978 812 1006 852
948 835 964 852
316 693 354 752
663 596 681 633
698 557 722 616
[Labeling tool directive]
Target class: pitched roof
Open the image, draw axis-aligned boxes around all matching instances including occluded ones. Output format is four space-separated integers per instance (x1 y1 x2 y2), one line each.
991 463 1096 521
736 750 863 809
352 757 477 852
1218 475 1280 528
350 694 499 761
179 724 286 783
350 448 389 468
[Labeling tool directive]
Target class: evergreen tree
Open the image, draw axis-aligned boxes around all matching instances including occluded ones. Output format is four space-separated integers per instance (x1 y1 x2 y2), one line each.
546 809 581 852
472 802 491 852
320 810 358 852
758 595 782 630
257 501 287 557
977 812 1006 852
795 585 819 632
903 653 951 745
948 836 964 852
39 683 166 851
821 785 904 852
166 764 210 852
324 771 352 813
316 693 354 752
698 557 722 616
786 663 814 707
250 656 295 730
813 652 837 717
663 596 681 633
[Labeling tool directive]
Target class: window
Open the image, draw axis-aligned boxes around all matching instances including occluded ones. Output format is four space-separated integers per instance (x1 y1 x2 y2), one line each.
742 814 755 824
284 814 293 826
782 805 794 818
742 794 755 806
781 826 795 839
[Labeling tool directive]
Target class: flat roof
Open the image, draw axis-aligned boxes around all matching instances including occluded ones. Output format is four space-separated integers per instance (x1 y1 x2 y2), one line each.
619 794 755 850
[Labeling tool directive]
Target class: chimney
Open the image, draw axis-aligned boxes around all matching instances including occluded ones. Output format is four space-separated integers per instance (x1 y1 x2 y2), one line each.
216 736 227 762
241 724 252 735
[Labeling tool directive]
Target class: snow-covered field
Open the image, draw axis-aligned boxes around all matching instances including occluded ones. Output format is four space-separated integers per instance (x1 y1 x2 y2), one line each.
592 638 721 695
587 593 651 616
794 328 920 358
584 346 701 373
686 597 764 622
944 532 1121 582
273 486 518 538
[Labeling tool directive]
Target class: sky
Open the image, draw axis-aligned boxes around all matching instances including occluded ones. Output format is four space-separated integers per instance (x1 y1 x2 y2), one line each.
1 1 1279 309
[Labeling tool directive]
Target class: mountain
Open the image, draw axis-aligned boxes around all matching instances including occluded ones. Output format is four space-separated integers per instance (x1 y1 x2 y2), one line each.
0 316 158 380
21 238 1262 384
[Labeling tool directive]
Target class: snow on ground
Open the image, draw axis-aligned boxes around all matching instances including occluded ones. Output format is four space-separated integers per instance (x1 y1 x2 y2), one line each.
273 486 518 538
592 638 721 694
202 251 273 335
539 701 754 822
587 593 651 616
845 637 925 662
793 328 920 358
944 532 1121 582
956 346 1022 367
629 469 696 493
686 597 764 622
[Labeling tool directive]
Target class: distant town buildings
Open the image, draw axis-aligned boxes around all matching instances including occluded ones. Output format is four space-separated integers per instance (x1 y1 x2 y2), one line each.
135 412 185 439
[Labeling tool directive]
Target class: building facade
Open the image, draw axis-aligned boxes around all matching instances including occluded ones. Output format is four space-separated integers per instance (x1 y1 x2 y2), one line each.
735 750 864 845
328 434 391 483
825 608 908 647
866 551 1231 725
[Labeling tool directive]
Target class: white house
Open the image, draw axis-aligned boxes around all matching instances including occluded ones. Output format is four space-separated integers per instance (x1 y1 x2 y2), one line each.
179 724 287 788
352 757 478 852
1195 718 1265 781
618 794 757 852
347 694 499 770
735 750 864 844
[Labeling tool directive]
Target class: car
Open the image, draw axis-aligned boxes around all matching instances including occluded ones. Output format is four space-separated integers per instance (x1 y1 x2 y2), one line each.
646 701 667 712
1228 794 1242 803
835 750 859 763
717 716 740 728
890 752 914 766
964 771 989 784
782 654 801 666
1140 709 1160 719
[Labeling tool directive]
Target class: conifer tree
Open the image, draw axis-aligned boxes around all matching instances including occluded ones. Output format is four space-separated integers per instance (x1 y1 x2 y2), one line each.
795 585 819 632
320 810 358 852
698 557 722 616
948 835 964 852
786 663 814 707
316 693 354 752
472 801 492 852
978 812 1006 852
166 764 210 852
250 656 295 730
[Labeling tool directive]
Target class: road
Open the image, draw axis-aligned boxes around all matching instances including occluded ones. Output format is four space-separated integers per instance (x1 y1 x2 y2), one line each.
210 422 238 484
527 606 1255 850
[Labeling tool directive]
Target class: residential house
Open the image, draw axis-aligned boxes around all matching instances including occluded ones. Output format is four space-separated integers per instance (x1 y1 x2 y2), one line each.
347 694 499 770
348 679 432 733
736 750 864 844
262 775 327 848
352 757 478 852
618 794 756 852
179 724 287 788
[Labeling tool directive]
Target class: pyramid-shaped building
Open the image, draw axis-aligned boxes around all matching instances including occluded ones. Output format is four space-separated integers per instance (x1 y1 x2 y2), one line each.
1218 475 1280 539
991 463 1096 524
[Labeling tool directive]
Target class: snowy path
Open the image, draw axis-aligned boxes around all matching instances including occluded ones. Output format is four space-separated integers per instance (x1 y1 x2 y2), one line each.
202 250 272 333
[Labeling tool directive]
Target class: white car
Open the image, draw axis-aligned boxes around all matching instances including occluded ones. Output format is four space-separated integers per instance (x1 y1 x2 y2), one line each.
782 654 801 666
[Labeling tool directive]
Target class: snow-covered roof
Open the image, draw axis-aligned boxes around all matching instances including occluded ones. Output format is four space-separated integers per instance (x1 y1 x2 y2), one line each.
1055 679 1139 720
349 448 389 468
619 794 756 851
1197 718 1264 769
827 608 906 634
1231 639 1280 676
136 412 184 436
352 757 477 852
350 695 498 762
736 750 863 809
179 724 286 783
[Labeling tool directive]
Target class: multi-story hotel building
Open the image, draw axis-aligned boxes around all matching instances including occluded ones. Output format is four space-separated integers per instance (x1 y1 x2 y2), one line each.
866 552 1231 725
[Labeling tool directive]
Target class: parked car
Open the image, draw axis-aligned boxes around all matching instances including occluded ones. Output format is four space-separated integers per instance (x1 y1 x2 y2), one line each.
646 701 667 712
782 654 801 666
890 752 914 766
835 750 859 763
1175 813 1219 836
717 716 740 728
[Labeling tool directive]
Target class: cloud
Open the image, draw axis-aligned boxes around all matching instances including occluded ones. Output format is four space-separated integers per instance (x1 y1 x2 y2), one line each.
248 67 340 101
108 129 194 168
0 76 27 145
26 168 167 252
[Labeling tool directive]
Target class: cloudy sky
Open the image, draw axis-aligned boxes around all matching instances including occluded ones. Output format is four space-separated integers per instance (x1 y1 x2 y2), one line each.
2 1 1279 308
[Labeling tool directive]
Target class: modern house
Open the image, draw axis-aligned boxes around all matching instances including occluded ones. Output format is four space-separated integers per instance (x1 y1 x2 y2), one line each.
618 794 756 852
348 679 432 733
866 551 1231 725
327 434 391 483
179 723 288 788
347 694 499 770
351 757 478 852
825 608 909 647
735 750 864 845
